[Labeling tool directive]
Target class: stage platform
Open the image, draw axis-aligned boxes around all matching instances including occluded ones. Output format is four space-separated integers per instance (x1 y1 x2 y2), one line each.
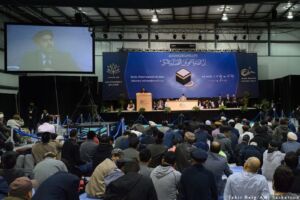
99 108 259 123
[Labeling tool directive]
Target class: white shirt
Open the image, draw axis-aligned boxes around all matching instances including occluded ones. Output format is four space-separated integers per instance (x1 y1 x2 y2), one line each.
234 123 244 135
179 96 187 101
7 119 24 129
38 122 56 134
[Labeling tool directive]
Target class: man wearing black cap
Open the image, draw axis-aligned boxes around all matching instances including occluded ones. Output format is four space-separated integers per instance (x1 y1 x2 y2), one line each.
21 30 77 71
178 149 218 200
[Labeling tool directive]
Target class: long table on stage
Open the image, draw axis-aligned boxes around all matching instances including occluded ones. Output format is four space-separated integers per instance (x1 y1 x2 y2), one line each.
165 100 198 111
99 108 259 123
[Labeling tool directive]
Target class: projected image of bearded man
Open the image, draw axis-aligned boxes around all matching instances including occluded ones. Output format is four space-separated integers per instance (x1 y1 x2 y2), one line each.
21 30 77 71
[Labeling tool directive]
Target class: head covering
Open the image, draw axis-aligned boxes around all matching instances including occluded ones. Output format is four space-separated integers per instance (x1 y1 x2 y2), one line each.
228 119 235 124
0 113 4 119
191 149 208 161
56 135 64 141
149 121 157 127
184 132 195 142
287 132 297 141
220 116 227 121
267 122 272 126
214 121 222 126
194 142 209 151
9 177 33 197
111 148 124 156
205 120 212 126
250 142 258 146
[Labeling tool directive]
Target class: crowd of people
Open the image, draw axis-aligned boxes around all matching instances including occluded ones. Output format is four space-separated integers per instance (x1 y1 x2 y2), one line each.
0 109 300 200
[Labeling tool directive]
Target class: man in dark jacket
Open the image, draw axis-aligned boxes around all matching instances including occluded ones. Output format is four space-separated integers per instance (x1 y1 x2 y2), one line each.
250 126 271 150
215 126 234 162
61 129 85 176
234 135 250 166
178 148 218 200
32 172 80 200
175 132 197 172
273 118 290 143
92 135 114 170
104 160 158 200
203 141 232 195
239 142 263 165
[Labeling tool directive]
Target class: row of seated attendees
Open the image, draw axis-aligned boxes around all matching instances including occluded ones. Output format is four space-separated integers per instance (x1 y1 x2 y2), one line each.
127 94 241 111
1 110 300 199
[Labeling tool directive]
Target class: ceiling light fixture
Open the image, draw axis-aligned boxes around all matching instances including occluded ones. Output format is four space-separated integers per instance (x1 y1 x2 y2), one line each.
152 14 158 23
217 6 232 12
287 11 294 19
222 13 228 21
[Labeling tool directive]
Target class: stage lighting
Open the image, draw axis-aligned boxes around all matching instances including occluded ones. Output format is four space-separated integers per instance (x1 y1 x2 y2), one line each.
233 35 237 41
182 34 186 40
256 35 261 40
103 33 108 39
155 34 159 40
118 33 123 40
242 35 247 40
198 35 202 40
215 34 219 40
173 34 177 39
222 13 228 21
138 33 142 39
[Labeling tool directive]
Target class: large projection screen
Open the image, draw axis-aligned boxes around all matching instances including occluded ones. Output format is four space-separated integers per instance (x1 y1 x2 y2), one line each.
5 24 94 73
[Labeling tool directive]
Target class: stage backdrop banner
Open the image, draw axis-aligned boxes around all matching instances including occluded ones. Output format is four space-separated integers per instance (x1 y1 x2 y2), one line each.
102 52 258 100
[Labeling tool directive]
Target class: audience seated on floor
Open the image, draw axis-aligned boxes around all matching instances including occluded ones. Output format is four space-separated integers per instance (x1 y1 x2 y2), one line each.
105 160 157 200
1 110 300 200
31 132 57 164
86 148 124 198
0 151 25 185
33 151 68 187
4 177 33 200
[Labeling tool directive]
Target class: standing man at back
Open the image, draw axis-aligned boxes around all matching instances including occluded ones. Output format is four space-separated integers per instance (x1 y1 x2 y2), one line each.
224 157 270 200
151 151 181 200
178 149 218 200
203 141 232 196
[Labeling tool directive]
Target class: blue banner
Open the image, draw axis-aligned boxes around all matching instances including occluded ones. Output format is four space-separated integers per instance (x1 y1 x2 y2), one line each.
102 52 258 100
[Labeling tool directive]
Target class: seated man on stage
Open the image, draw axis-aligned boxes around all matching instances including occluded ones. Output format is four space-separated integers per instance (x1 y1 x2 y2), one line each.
157 99 165 110
179 94 187 101
198 100 204 109
127 100 135 111
140 88 146 93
